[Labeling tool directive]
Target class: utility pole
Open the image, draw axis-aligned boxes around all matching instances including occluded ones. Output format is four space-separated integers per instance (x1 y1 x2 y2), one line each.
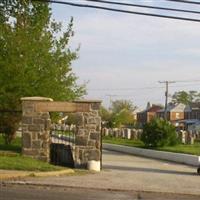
159 81 176 120
106 94 118 109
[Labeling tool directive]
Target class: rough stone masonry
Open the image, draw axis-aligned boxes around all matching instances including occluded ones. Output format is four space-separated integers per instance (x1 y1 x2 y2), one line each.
21 97 102 169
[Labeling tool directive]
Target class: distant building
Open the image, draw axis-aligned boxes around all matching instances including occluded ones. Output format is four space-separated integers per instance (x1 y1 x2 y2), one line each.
156 103 190 122
137 103 163 126
132 107 142 121
185 102 200 120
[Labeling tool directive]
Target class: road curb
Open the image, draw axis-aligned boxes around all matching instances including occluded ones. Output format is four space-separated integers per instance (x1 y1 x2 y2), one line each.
0 169 74 180
103 143 200 166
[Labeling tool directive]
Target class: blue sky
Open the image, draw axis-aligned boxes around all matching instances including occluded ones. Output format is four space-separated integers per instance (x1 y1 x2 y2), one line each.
51 0 200 109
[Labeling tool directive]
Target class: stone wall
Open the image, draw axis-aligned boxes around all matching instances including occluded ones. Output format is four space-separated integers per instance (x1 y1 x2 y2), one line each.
21 97 102 169
74 101 101 168
21 97 52 162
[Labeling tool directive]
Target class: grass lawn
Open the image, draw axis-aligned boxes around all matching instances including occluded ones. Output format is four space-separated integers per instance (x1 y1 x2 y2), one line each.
103 136 200 156
0 153 65 171
0 135 65 171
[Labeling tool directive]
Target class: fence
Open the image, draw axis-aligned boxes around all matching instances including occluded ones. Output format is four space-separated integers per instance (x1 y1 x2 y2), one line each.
50 123 76 167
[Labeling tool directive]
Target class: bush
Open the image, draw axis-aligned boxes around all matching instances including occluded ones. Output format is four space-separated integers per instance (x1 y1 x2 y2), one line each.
141 118 178 147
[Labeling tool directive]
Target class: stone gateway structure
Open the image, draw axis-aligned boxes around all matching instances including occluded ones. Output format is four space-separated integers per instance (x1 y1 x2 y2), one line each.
21 97 102 169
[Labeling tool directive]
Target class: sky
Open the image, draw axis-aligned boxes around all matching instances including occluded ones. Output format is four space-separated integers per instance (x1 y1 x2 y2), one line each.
51 0 200 109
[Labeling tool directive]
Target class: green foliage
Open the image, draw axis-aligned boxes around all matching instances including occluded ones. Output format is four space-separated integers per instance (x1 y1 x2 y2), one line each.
110 100 136 113
105 100 136 128
99 106 112 127
141 118 178 147
103 136 144 147
65 113 79 125
172 90 200 105
112 109 135 128
0 134 21 153
0 154 65 171
0 0 85 142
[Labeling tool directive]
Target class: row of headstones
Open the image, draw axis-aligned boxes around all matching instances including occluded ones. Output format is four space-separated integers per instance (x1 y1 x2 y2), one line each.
178 130 200 145
102 128 199 145
102 128 143 140
50 123 76 131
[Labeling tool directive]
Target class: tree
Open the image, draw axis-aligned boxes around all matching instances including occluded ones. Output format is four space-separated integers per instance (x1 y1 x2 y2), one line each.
141 118 178 147
99 106 112 126
171 91 200 105
0 0 85 143
112 109 135 128
110 100 136 114
108 100 136 128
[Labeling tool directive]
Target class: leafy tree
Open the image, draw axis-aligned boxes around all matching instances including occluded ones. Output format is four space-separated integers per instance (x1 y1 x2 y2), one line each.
112 109 135 128
172 91 200 105
141 118 178 147
99 106 112 127
107 100 136 128
0 0 85 143
110 100 136 114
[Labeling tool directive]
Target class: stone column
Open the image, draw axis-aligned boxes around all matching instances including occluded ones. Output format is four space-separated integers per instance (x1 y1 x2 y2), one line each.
74 100 102 169
21 97 52 162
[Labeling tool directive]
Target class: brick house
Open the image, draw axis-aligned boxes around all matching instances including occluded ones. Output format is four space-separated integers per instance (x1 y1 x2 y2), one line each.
137 104 163 126
156 103 191 128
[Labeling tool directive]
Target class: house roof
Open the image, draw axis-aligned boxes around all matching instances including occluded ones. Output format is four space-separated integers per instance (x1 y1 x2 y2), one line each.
137 104 163 114
157 103 191 113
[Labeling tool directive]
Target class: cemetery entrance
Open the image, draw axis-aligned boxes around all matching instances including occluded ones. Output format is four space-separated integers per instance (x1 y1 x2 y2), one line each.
21 97 102 169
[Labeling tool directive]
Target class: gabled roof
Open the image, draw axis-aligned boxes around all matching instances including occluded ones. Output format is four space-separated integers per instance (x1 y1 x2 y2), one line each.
157 103 191 113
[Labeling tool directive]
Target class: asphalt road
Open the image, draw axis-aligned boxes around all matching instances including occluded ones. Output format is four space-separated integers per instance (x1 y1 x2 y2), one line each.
12 150 200 196
1 184 200 200
3 150 200 199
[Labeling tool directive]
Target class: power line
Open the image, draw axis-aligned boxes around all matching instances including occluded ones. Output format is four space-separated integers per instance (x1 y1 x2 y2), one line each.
167 0 200 5
84 0 200 15
88 83 200 91
33 0 200 23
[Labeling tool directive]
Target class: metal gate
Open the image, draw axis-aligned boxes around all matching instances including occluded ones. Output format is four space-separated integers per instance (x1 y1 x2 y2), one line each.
50 123 76 167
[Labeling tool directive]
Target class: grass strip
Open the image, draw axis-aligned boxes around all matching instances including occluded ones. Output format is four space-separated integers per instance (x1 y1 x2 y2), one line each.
0 153 66 171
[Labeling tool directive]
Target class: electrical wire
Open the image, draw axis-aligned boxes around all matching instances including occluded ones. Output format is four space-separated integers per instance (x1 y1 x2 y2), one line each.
167 0 200 5
84 0 200 15
88 83 200 91
32 0 200 23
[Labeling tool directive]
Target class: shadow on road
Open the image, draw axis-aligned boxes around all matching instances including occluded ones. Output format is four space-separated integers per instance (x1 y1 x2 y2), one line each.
103 164 197 176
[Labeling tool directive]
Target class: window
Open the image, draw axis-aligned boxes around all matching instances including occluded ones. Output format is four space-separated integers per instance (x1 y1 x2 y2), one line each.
176 113 180 119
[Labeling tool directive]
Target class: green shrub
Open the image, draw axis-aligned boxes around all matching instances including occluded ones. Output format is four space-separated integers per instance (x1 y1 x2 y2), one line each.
141 118 178 147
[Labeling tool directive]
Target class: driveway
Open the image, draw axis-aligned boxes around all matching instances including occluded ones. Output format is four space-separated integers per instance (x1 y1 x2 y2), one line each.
6 150 200 195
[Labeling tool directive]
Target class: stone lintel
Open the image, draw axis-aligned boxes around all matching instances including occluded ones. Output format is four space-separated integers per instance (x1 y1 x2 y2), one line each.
74 100 102 111
35 102 91 112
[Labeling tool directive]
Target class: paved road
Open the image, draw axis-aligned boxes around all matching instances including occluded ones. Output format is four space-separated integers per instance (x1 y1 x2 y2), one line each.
1 184 200 200
5 150 200 196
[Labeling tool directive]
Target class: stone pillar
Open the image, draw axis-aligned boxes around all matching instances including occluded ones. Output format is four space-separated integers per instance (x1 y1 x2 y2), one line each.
21 97 52 162
74 100 102 169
